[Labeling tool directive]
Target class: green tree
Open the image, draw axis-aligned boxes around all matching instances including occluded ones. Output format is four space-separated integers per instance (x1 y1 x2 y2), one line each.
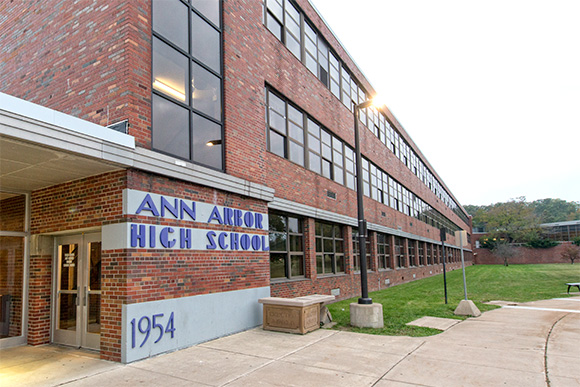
478 197 540 243
531 198 580 223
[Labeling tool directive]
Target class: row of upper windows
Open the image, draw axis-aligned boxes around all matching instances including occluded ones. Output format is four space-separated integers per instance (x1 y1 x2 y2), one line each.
266 88 462 236
270 212 464 280
262 0 469 225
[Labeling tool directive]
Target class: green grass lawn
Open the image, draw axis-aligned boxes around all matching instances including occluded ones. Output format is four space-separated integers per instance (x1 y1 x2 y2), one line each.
326 263 580 337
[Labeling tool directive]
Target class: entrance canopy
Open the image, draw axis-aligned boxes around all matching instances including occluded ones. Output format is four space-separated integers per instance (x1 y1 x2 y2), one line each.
0 92 135 194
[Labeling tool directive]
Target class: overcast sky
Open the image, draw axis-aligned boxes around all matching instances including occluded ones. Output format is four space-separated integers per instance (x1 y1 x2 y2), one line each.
309 0 580 207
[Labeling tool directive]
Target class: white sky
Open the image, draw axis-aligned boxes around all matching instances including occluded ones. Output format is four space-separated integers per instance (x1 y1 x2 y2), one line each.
309 0 580 207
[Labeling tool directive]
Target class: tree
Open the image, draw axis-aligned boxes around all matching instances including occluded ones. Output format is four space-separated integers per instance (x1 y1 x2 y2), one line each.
478 197 540 243
531 198 580 223
493 241 517 267
561 244 580 264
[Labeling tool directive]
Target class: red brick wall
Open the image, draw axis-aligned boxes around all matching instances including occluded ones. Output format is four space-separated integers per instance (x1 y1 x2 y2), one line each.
473 241 577 265
28 253 52 345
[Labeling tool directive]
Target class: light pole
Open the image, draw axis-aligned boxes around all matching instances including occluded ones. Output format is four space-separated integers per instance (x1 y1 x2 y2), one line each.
350 97 385 329
354 99 374 305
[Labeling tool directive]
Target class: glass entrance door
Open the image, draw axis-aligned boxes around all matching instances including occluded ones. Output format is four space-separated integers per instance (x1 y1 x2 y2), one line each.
54 233 101 350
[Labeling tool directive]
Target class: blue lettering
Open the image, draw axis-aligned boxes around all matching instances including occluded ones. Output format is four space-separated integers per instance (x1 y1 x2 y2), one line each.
149 226 156 248
234 209 243 227
251 235 261 250
130 224 146 247
180 200 196 221
161 197 179 218
207 206 224 224
206 231 217 249
255 213 264 229
231 233 239 250
218 232 229 249
135 194 160 216
261 235 270 251
240 234 250 250
244 212 254 228
160 227 176 248
180 228 192 249
224 208 234 226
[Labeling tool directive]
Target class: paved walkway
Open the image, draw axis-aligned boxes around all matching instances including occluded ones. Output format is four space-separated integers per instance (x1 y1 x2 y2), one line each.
1 297 579 386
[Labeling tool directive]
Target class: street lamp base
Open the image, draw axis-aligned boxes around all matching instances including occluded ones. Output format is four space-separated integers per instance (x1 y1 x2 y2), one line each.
358 297 373 305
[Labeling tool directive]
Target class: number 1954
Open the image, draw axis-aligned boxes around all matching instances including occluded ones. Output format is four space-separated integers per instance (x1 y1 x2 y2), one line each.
130 312 175 348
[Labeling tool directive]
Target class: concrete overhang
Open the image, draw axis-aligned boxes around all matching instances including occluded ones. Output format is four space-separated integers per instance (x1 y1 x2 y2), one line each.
0 92 135 197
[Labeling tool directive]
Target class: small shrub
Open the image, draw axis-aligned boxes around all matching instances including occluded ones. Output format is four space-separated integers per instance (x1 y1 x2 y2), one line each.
526 238 559 249
573 236 580 246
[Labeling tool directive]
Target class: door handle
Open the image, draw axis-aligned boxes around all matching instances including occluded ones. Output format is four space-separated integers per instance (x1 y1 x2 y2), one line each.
83 286 87 306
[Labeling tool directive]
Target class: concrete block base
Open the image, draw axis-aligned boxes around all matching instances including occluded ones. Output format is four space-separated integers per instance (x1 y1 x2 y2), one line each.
454 299 481 317
350 303 384 328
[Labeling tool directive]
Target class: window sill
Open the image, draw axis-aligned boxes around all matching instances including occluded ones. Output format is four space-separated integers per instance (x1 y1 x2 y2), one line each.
270 277 308 284
316 273 347 279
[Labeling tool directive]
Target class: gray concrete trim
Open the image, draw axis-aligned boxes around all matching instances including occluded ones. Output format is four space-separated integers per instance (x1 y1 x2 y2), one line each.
269 197 358 227
133 148 275 202
269 197 468 249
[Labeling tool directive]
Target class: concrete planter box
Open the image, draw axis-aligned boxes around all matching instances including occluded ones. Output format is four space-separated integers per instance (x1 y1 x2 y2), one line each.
259 295 335 334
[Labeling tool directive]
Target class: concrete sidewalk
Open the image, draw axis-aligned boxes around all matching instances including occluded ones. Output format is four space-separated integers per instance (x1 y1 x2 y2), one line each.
1 297 579 387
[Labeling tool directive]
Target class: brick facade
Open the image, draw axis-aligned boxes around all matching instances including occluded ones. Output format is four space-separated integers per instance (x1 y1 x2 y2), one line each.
0 0 472 362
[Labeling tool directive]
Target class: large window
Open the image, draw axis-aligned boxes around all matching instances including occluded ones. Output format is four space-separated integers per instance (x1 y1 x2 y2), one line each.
315 222 344 275
152 0 223 170
269 212 304 279
267 90 305 165
377 233 392 270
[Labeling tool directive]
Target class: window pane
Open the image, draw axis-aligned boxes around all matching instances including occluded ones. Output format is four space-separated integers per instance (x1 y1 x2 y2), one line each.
323 239 333 252
269 214 287 232
266 0 283 21
0 194 25 232
191 61 221 120
322 159 331 178
153 38 188 104
336 255 344 272
192 0 220 27
289 235 303 251
152 0 188 50
288 122 303 143
0 236 24 337
322 223 333 238
269 110 286 134
316 255 323 274
289 141 304 166
266 12 282 40
191 112 222 169
324 254 333 274
288 217 300 233
153 95 189 159
269 130 285 158
270 253 286 278
191 11 220 72
309 152 321 174
269 231 287 251
291 255 304 276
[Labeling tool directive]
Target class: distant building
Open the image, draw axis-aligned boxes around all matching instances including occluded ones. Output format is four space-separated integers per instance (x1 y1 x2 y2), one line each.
0 0 472 362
